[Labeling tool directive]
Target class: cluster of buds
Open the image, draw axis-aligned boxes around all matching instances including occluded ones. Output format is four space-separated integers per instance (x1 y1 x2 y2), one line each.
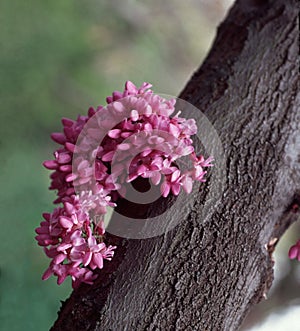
35 81 213 288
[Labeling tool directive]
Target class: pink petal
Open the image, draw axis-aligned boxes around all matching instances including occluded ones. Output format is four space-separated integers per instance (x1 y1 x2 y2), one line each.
202 156 214 167
127 173 138 182
161 181 170 197
106 96 113 103
58 165 71 172
113 91 123 100
92 253 104 269
288 246 299 259
178 145 193 156
76 177 91 185
88 107 96 117
50 227 62 236
62 117 75 127
97 243 106 251
182 176 193 194
169 123 180 137
64 202 75 215
35 234 51 241
65 142 76 153
35 227 48 234
51 132 66 144
57 243 72 251
42 267 52 280
121 132 132 138
108 129 121 139
137 164 147 175
42 213 51 221
77 160 90 171
43 160 58 170
44 248 57 258
125 81 137 93
144 105 152 116
53 253 66 264
141 149 152 157
70 251 83 261
144 123 153 132
83 251 93 266
113 101 125 113
88 236 97 247
131 109 139 121
59 216 73 229
102 150 115 162
70 230 82 241
117 143 131 151
151 172 161 185
194 165 204 178
171 183 181 196
171 169 181 182
57 274 67 285
57 153 71 164
162 167 173 175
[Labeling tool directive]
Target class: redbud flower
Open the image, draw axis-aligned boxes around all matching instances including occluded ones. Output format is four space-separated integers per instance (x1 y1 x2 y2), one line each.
289 240 300 261
35 81 213 288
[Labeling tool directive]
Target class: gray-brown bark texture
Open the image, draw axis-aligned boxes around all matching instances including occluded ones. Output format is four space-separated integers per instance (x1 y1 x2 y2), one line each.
51 0 300 330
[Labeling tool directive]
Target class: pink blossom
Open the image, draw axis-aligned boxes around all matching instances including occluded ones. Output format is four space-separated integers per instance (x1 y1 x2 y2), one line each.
70 234 116 270
71 268 98 289
161 169 182 197
289 240 300 261
36 81 214 287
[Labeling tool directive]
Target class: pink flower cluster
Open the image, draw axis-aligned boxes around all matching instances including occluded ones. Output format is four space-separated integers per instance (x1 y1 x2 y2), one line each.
35 81 213 288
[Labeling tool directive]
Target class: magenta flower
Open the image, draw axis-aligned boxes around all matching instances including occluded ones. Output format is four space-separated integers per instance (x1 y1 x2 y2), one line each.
289 240 300 261
161 168 182 197
69 235 113 270
36 81 213 288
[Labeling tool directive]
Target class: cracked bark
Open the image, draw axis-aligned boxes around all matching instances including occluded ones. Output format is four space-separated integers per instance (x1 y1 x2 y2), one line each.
51 0 300 330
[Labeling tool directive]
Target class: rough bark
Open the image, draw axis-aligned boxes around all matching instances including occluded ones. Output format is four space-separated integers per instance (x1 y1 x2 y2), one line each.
51 0 300 330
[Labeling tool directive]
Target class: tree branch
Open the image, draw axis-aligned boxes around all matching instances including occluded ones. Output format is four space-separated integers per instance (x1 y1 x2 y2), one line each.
51 0 300 330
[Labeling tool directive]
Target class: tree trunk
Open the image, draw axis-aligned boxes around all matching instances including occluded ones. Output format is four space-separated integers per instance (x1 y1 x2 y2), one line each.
51 0 300 330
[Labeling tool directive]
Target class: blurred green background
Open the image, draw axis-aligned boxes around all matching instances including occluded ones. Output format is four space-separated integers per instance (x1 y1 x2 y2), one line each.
0 1 299 330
